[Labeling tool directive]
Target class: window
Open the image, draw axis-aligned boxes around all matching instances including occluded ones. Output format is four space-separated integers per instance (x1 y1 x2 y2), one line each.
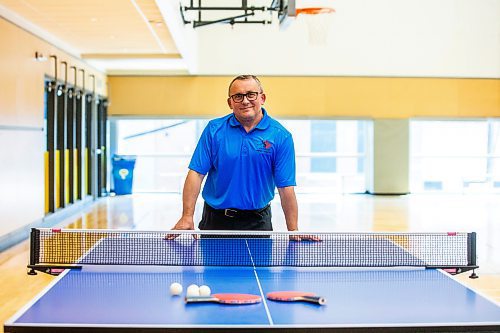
311 121 337 172
113 119 207 192
278 119 368 194
113 118 369 194
410 119 500 193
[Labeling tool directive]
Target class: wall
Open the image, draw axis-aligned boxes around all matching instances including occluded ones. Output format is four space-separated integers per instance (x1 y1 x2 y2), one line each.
0 17 106 238
108 75 499 195
191 0 500 77
107 76 500 118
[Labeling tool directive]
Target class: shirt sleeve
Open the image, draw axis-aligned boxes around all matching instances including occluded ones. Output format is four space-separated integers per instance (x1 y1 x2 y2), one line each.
274 132 297 188
188 124 213 175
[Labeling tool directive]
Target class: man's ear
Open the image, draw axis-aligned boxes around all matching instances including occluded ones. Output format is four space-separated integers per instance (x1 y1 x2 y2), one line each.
261 93 266 104
227 97 232 109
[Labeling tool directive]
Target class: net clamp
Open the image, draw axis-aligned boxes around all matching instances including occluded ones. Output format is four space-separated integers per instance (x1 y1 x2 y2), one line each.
224 209 238 218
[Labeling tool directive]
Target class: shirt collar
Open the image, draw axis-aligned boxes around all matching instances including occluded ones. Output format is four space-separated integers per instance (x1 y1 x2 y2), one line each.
229 108 270 130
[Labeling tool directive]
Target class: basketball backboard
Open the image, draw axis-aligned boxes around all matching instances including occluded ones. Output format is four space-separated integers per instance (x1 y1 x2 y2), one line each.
277 0 296 29
276 0 296 23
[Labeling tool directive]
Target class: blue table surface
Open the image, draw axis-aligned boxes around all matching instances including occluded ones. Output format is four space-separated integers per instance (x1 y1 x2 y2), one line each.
11 267 500 328
8 237 500 329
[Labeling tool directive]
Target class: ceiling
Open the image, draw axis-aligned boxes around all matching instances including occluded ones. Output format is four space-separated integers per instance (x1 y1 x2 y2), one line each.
1 0 499 77
0 0 184 73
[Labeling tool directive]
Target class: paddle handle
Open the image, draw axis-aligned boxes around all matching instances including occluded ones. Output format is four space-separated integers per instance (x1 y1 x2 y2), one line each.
185 296 218 303
300 295 327 305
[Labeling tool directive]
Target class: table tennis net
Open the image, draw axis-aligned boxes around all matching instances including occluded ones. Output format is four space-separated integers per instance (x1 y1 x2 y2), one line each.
29 229 477 272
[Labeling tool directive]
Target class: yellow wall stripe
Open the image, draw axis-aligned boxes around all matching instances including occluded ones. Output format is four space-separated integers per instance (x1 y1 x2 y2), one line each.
55 150 60 209
84 148 88 195
44 151 49 214
108 76 500 119
74 149 79 200
65 149 70 205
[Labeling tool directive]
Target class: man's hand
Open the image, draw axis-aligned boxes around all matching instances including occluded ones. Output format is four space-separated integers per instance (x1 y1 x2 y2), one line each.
165 170 205 240
165 216 197 240
289 232 322 242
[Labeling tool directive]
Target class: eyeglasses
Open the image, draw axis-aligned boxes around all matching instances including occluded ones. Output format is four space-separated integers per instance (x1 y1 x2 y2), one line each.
229 91 261 103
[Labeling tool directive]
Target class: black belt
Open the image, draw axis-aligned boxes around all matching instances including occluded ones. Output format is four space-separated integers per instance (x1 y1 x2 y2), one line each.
205 203 270 219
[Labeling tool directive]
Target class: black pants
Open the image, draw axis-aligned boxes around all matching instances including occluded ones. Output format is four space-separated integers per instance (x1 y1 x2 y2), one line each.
198 202 273 231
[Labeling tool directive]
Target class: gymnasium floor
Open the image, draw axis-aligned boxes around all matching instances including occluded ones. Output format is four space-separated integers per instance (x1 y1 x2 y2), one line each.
1 193 499 332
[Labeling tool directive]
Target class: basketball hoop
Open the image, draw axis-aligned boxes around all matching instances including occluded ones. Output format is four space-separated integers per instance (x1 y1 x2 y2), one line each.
296 7 335 46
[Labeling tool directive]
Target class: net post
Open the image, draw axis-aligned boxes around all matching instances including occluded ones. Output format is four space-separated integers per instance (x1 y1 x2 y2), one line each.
27 228 40 275
467 232 477 267
467 232 478 279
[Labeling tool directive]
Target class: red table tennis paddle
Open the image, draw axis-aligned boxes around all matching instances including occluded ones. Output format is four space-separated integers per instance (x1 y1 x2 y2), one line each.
267 291 326 305
185 293 262 305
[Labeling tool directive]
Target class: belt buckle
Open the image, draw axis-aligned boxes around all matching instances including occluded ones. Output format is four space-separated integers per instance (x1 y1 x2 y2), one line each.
224 209 237 218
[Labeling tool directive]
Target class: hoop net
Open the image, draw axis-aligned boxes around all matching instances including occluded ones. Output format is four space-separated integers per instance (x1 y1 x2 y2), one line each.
296 7 335 46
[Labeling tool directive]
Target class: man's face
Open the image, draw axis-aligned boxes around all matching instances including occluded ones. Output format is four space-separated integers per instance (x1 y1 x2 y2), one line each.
227 79 266 123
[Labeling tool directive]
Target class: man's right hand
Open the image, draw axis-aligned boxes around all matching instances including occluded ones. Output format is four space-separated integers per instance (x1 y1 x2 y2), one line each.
165 216 197 240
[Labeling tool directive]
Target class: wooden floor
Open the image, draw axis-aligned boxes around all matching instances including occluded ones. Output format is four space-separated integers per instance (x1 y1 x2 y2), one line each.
1 193 499 332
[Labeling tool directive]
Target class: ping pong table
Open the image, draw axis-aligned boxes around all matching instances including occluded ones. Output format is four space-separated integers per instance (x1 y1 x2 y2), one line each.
5 229 500 332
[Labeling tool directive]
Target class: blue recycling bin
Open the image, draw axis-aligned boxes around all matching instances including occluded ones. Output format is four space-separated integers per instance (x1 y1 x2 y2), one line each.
112 155 136 195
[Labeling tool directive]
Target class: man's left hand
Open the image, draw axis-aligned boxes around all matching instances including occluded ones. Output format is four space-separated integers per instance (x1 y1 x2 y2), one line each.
289 232 322 242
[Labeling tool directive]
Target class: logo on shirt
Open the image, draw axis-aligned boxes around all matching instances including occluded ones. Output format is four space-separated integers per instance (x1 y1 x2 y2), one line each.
255 139 273 154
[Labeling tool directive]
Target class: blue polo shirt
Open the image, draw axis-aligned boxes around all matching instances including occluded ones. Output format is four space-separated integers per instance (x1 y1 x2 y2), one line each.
189 108 296 210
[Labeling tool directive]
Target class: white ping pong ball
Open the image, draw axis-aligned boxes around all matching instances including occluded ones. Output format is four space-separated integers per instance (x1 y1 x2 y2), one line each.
199 285 211 297
169 282 183 296
186 284 200 297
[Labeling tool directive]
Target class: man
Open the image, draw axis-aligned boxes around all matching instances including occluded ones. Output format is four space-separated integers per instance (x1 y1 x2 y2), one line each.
171 75 300 233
